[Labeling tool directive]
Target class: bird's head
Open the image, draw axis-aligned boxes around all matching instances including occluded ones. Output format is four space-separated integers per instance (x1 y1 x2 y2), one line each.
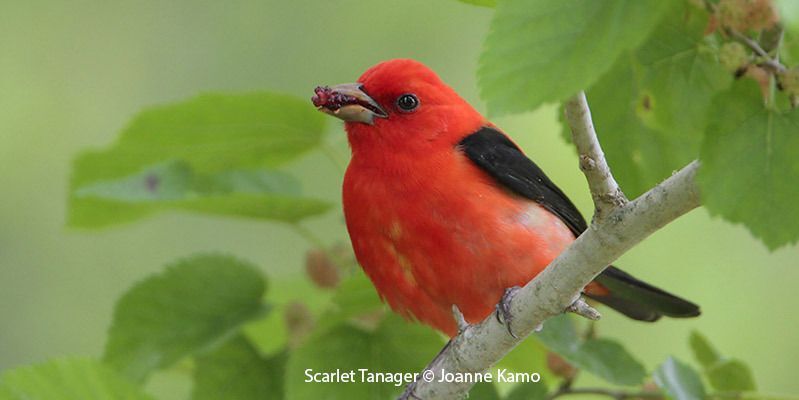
312 59 485 155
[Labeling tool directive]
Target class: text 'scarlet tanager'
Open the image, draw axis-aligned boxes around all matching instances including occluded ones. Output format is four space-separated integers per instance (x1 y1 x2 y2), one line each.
312 59 700 337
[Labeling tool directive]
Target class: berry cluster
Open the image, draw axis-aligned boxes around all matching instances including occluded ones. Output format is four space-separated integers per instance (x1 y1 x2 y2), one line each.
311 86 358 112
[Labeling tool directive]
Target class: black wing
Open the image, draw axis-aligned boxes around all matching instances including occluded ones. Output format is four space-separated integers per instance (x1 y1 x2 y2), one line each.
459 127 701 321
458 126 587 237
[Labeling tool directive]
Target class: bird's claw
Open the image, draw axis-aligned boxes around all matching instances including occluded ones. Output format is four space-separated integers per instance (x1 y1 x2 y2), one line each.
495 286 521 339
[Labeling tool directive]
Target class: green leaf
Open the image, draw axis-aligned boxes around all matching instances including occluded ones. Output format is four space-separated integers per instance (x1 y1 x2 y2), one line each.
284 314 444 399
654 357 706 400
470 382 501 400
191 335 286 400
536 315 646 386
698 79 799 249
689 331 721 369
505 381 548 400
496 336 552 383
173 192 330 222
103 254 268 382
312 271 385 335
479 0 673 115
782 25 799 65
72 92 325 185
329 271 383 315
0 357 153 400
633 5 731 142
68 92 328 227
243 304 289 357
737 395 799 400
535 314 580 354
70 160 331 227
688 331 756 392
457 0 495 7
774 0 799 66
571 339 647 386
582 5 729 197
707 359 757 392
76 161 303 202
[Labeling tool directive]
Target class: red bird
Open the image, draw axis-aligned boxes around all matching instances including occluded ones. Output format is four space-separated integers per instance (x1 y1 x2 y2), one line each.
313 59 699 337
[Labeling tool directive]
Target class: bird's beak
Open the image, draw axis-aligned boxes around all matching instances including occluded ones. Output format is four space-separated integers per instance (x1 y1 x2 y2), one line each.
311 83 388 125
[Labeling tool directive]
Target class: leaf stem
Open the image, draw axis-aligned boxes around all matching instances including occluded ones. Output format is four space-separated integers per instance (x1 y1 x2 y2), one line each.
291 222 327 250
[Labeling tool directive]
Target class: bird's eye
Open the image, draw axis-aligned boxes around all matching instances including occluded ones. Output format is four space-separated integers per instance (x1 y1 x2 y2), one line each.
396 94 419 112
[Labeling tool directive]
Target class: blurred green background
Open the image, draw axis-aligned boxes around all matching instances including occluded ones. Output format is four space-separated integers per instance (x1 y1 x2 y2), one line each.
1 0 798 397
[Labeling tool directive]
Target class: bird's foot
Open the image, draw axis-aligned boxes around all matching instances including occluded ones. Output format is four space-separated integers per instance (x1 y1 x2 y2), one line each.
451 304 469 335
495 286 521 339
566 295 601 320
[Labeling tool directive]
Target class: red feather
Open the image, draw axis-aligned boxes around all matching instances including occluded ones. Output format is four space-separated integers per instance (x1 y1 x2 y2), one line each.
342 59 578 336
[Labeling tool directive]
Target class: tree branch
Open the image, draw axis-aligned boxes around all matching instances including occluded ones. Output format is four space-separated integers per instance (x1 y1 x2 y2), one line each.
399 92 702 400
564 92 627 220
726 28 786 74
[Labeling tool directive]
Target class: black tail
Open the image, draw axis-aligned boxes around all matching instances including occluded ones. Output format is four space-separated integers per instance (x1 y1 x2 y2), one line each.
585 266 700 322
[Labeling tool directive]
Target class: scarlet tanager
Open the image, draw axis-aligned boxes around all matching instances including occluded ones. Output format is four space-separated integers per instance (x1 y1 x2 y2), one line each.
312 59 699 337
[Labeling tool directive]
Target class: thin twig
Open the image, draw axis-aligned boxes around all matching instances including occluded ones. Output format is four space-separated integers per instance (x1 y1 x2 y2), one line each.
726 28 786 74
566 296 601 320
563 92 627 221
452 305 469 333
